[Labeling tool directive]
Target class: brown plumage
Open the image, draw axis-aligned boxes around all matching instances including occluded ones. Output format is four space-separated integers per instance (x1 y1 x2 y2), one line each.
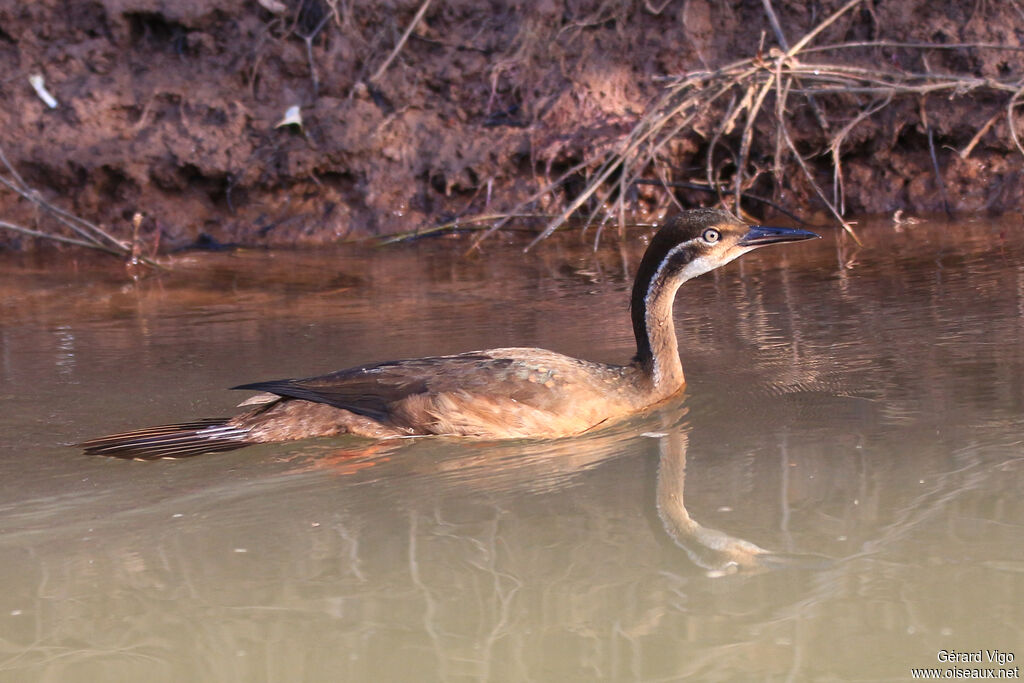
80 209 818 459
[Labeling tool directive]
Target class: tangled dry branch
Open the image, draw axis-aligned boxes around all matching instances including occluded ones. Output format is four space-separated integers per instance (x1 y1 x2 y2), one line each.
462 0 1024 248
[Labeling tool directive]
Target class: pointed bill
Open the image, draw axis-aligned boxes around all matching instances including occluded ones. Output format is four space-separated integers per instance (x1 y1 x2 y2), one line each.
739 225 820 247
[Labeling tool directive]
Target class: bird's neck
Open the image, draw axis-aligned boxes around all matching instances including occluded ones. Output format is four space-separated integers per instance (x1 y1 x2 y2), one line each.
630 250 691 398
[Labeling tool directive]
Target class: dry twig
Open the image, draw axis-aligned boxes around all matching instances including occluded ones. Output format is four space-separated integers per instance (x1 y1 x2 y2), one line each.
0 142 161 264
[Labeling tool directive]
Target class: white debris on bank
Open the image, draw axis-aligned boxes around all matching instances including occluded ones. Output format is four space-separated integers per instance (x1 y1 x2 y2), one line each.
29 74 58 109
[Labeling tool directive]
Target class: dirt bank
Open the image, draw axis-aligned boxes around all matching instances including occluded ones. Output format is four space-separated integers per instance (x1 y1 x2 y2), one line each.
1 0 1023 251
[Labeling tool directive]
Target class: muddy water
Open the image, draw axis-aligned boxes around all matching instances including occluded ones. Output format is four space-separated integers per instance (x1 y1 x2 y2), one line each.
1 218 1022 682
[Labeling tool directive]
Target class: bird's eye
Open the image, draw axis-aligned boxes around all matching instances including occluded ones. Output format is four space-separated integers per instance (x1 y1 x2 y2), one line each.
702 228 721 243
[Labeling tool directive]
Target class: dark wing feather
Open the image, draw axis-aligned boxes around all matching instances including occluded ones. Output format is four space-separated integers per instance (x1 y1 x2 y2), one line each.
232 354 502 422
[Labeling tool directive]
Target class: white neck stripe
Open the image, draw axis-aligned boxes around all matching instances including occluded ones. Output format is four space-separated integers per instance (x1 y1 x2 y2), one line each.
643 238 700 385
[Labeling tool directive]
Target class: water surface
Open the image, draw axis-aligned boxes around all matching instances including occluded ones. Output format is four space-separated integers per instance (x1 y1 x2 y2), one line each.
1 218 1022 681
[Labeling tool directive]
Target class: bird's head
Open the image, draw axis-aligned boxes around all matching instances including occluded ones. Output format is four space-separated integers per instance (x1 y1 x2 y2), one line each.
639 208 820 284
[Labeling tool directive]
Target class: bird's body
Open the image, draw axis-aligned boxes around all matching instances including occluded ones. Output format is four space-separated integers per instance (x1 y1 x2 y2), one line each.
81 209 818 459
237 348 653 440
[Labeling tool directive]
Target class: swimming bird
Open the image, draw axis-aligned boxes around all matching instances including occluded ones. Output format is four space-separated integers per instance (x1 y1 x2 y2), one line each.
81 208 818 458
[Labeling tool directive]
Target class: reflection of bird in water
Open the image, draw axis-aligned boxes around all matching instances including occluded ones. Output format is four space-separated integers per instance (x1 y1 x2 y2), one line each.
81 209 817 459
656 428 770 575
655 428 832 576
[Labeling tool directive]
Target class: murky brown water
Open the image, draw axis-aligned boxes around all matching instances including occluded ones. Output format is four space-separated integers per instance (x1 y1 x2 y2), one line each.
1 218 1022 682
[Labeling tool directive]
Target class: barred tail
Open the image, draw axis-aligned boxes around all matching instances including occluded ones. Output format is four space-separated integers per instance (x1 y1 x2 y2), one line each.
79 418 252 459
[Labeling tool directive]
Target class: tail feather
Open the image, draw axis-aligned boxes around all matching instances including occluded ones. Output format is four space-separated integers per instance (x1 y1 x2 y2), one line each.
80 418 252 459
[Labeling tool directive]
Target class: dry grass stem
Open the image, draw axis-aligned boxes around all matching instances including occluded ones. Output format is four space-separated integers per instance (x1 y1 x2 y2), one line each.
369 0 432 84
1007 85 1024 158
379 212 549 245
778 112 859 242
828 94 892 214
0 219 110 250
785 0 865 56
760 0 790 51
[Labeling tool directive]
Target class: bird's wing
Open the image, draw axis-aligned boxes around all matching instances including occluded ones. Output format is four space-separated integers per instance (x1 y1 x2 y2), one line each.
231 353 547 422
